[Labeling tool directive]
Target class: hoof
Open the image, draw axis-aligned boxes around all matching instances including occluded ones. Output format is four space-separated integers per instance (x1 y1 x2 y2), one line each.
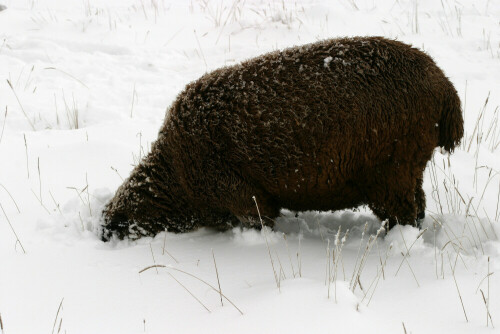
416 211 425 228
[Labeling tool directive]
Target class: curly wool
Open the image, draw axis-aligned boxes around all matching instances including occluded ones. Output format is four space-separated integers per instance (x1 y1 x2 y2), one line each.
102 36 464 240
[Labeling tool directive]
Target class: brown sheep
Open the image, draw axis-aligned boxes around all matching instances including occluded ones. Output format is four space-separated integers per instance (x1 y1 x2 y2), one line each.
101 36 463 240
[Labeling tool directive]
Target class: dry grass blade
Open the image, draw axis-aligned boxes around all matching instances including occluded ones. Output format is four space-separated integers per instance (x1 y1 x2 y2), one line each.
49 190 64 216
395 228 427 276
397 223 411 254
351 221 386 292
212 249 223 306
24 134 29 178
467 92 489 152
496 180 500 221
352 235 373 292
110 166 124 181
402 252 420 287
62 91 79 129
161 230 179 263
333 227 348 302
480 289 494 327
482 209 498 240
167 272 211 313
37 157 42 204
476 257 495 327
275 249 286 285
139 265 243 315
475 272 494 293
0 312 4 333
447 252 468 322
30 189 51 215
0 202 26 254
85 173 92 216
366 244 393 306
0 183 20 213
149 243 158 274
6 79 35 130
350 222 368 289
51 298 64 334
67 186 90 213
162 229 167 255
44 67 89 89
430 214 470 266
252 196 279 290
0 106 6 145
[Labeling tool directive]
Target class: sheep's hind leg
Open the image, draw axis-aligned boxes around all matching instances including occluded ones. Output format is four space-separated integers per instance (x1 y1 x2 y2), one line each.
367 169 418 230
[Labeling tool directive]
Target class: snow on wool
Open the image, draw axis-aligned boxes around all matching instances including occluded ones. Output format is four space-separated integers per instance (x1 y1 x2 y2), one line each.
102 36 462 240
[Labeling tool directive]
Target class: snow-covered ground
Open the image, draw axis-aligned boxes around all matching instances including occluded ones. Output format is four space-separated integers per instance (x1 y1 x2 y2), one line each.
1 0 499 333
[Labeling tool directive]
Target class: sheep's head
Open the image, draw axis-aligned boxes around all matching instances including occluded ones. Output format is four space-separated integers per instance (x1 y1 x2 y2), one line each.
101 150 198 240
101 169 161 240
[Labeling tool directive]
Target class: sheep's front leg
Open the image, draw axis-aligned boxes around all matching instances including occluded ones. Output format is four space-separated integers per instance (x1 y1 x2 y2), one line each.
415 175 426 225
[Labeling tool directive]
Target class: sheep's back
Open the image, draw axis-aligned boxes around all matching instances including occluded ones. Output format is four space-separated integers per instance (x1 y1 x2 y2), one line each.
164 36 448 206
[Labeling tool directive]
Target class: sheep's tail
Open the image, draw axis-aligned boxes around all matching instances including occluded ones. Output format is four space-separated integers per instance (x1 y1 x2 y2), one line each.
438 88 464 153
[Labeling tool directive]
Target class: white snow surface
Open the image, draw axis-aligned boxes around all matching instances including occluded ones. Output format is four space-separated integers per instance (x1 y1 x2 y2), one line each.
1 0 500 333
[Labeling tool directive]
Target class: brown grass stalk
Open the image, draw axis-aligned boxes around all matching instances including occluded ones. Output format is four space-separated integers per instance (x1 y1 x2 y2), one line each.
6 79 35 130
351 221 386 292
51 298 64 334
252 196 279 290
480 289 494 327
212 249 223 306
366 244 392 306
0 183 20 213
167 272 211 313
139 265 243 315
0 107 6 145
149 243 158 274
24 134 29 178
395 228 427 276
44 67 89 89
0 202 26 253
447 252 468 322
349 222 368 289
161 230 179 264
